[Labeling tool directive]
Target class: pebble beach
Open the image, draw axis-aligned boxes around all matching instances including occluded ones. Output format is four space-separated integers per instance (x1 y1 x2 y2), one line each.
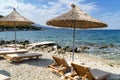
0 0 120 79
0 49 120 80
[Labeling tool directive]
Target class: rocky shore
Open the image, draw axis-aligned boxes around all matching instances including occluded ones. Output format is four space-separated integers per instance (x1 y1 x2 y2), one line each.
0 42 120 80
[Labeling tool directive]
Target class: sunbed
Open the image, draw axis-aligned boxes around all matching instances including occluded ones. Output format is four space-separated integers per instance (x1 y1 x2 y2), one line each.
0 74 10 80
0 49 28 55
4 53 42 62
48 56 71 76
64 62 110 80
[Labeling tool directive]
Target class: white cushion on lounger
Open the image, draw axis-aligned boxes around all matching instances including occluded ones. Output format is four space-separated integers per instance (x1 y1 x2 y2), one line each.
0 49 28 55
7 53 42 58
90 69 110 80
0 74 10 80
0 48 15 51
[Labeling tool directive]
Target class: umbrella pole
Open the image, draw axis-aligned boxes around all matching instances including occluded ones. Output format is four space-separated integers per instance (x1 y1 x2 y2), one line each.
72 27 75 62
14 22 17 53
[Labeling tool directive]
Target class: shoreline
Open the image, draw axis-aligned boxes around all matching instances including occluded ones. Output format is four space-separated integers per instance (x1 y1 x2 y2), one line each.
0 41 120 63
79 53 120 67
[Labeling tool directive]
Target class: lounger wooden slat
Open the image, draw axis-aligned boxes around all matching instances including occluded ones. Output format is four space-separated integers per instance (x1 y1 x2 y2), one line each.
4 53 42 62
48 56 70 76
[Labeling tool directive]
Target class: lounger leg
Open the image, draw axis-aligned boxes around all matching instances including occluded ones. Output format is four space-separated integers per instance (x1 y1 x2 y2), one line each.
29 57 33 59
59 71 64 76
81 74 87 80
33 56 39 60
63 76 76 80
16 60 20 63
63 71 77 80
16 59 21 63
102 78 107 80
36 56 39 59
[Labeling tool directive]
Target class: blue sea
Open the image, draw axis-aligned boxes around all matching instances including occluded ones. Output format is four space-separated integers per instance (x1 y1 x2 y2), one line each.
0 28 120 61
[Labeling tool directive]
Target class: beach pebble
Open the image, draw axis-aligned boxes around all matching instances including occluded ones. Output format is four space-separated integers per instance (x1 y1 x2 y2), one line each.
0 51 120 80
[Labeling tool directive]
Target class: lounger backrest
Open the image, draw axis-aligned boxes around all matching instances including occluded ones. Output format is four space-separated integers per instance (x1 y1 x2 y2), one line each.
71 62 93 79
61 58 69 68
52 56 63 66
52 56 69 68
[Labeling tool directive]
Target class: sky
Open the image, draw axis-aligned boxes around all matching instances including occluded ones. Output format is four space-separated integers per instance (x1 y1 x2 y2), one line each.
0 0 120 29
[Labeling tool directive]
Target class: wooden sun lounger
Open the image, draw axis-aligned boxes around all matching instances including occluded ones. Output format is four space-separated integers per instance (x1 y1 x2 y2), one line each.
48 56 70 76
64 62 110 80
0 49 28 55
0 74 10 80
4 53 42 62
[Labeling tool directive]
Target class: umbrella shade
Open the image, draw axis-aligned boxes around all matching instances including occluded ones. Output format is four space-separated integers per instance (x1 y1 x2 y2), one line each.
0 8 34 52
46 4 107 61
0 8 34 26
47 4 107 29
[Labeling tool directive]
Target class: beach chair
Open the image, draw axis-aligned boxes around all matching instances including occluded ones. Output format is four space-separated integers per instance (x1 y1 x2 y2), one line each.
0 74 10 80
0 49 28 56
64 62 110 80
4 53 42 62
48 56 71 76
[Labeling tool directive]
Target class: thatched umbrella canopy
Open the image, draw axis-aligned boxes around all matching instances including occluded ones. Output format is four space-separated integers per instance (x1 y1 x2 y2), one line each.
46 4 107 61
0 8 34 52
0 8 34 26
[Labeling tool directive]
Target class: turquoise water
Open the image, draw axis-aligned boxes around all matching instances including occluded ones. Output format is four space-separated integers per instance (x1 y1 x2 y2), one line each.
0 28 120 61
1 29 120 45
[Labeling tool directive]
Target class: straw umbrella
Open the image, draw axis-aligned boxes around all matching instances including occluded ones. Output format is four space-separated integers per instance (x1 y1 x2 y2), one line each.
0 8 34 52
46 4 107 62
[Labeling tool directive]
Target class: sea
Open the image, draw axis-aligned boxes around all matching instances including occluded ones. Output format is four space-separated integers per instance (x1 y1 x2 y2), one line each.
0 28 120 62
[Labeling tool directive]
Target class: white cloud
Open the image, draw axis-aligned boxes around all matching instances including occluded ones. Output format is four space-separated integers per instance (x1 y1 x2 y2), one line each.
0 0 99 26
100 12 120 29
